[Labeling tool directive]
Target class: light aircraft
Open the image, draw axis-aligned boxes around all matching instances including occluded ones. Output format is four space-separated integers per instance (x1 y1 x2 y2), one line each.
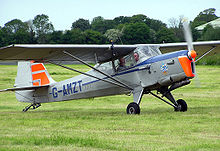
0 21 219 114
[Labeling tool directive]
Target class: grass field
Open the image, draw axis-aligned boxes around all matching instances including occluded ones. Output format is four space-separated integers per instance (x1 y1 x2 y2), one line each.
0 64 220 151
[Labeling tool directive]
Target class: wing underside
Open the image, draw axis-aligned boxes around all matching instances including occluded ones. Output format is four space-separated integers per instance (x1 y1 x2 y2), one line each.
0 41 219 63
159 41 220 59
0 44 136 63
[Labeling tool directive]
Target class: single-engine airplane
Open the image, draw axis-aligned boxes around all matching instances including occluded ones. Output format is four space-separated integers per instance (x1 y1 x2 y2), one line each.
0 21 219 114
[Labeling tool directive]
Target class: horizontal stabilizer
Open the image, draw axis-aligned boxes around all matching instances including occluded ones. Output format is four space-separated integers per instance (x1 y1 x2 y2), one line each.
0 85 49 92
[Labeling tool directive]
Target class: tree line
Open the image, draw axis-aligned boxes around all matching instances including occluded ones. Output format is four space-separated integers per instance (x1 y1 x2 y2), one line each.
0 8 219 47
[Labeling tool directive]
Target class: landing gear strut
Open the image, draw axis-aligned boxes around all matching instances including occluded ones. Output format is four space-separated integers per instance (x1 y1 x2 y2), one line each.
127 87 143 114
126 83 188 114
23 103 41 112
149 87 188 112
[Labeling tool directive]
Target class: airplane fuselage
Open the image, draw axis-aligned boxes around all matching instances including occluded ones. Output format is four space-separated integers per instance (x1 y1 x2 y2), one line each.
25 49 194 104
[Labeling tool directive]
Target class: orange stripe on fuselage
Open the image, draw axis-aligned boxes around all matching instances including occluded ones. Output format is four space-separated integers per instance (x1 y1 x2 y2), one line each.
178 56 194 78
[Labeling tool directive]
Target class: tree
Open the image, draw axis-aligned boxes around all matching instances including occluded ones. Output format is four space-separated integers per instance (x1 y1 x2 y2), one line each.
168 16 185 42
1 19 31 45
113 16 132 25
201 25 220 41
192 8 218 27
149 29 157 43
62 29 85 44
3 19 28 33
48 30 64 44
147 19 167 32
91 16 115 33
121 23 151 44
71 18 90 31
130 14 148 23
84 30 106 44
26 20 37 43
191 26 201 41
91 16 105 32
168 17 180 28
156 27 177 43
104 29 123 44
0 27 5 47
33 14 54 43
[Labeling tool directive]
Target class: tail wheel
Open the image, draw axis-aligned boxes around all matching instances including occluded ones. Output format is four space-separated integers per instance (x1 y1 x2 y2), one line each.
176 99 187 112
127 102 140 114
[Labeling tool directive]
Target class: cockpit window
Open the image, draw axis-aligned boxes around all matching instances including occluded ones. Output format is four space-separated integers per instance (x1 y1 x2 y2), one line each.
95 61 112 70
113 46 162 72
134 45 162 60
115 52 138 72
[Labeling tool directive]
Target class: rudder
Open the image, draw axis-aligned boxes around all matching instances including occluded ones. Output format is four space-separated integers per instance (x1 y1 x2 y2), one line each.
15 61 55 87
15 61 55 103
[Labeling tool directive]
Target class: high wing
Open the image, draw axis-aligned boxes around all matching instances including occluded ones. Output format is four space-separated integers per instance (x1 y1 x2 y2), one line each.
0 41 220 63
0 44 136 63
159 41 220 60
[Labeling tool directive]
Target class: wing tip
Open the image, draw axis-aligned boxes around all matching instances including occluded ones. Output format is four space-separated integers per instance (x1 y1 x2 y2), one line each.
0 44 15 50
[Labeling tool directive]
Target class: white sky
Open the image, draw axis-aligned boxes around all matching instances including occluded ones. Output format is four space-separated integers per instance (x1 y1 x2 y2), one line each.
1 0 220 30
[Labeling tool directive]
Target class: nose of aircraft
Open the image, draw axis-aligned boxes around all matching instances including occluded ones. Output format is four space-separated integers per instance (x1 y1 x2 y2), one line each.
182 19 197 61
188 49 197 60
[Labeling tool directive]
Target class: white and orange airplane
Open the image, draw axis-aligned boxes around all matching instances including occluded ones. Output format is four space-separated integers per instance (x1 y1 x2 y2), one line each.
0 21 219 114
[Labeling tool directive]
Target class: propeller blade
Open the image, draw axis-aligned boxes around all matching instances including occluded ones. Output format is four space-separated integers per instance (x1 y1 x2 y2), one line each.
182 19 194 51
193 62 201 87
182 18 200 87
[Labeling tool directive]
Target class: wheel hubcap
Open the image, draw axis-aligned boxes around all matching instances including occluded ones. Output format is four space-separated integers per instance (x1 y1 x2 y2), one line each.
177 104 182 111
129 107 135 114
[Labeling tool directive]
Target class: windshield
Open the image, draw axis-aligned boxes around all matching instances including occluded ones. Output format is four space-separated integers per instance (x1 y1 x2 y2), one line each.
134 45 162 61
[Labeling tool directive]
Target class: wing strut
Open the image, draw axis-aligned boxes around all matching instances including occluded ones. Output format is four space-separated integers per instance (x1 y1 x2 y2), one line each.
63 50 133 90
48 61 132 90
195 46 216 62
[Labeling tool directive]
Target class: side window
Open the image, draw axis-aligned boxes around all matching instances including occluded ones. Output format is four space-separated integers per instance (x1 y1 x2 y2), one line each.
114 58 126 72
115 52 139 72
124 54 135 67
97 62 112 71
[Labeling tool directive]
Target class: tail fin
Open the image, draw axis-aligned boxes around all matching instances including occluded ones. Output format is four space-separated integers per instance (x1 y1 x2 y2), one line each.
15 61 55 88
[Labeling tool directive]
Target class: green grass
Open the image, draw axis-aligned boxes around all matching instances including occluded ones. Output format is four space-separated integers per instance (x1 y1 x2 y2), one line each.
0 64 220 151
196 54 220 65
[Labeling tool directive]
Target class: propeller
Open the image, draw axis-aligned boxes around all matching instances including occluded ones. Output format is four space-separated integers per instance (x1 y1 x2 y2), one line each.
182 18 200 87
182 19 197 60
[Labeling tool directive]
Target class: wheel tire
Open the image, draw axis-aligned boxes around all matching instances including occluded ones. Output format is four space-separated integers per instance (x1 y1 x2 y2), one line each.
126 102 140 114
177 99 187 112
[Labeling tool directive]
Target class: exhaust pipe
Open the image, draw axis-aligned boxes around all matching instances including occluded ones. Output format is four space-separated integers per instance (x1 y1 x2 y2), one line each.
169 79 191 92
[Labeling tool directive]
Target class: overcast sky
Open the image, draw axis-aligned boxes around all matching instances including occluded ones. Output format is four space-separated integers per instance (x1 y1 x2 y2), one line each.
1 0 220 30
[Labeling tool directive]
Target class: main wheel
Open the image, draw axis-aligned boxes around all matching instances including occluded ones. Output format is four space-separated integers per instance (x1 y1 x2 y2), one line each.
126 102 140 114
176 99 187 112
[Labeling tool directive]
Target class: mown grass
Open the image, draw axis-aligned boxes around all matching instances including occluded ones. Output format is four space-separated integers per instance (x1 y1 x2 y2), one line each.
0 64 220 151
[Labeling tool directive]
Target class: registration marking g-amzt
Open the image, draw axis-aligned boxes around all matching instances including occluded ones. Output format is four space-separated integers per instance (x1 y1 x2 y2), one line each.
52 80 82 98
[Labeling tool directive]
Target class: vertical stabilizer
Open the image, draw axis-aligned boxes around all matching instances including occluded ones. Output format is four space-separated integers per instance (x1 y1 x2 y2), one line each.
15 61 33 87
30 61 55 86
15 61 55 103
15 61 55 88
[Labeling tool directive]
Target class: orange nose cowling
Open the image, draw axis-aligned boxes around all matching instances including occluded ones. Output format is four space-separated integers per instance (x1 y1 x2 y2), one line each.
178 56 195 78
